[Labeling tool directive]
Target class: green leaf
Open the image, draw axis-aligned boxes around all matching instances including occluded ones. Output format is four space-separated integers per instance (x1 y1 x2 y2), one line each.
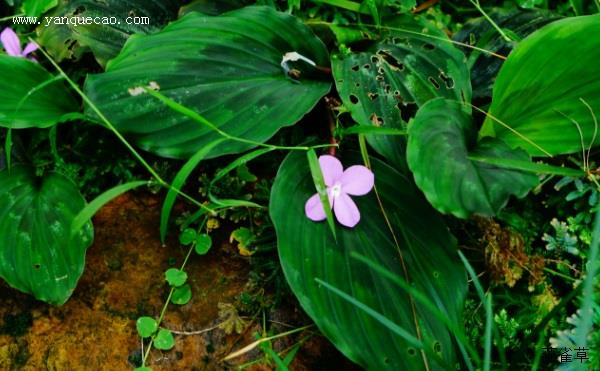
179 228 197 246
70 180 147 239
36 0 180 67
160 139 225 243
0 56 78 129
136 316 158 338
153 328 175 350
332 15 470 171
133 368 152 371
480 15 600 156
407 98 538 218
22 0 57 16
453 9 559 99
165 268 187 287
84 6 330 159
0 166 93 305
194 234 212 255
171 284 192 305
270 151 466 370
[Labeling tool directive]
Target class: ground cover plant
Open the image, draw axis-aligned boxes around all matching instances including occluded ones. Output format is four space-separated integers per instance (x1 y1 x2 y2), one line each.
0 0 599 369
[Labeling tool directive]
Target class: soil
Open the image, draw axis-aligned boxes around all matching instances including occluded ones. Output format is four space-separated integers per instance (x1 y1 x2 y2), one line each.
0 192 359 370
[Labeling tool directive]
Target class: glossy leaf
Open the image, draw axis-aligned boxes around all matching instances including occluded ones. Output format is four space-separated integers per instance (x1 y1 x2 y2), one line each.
179 228 197 246
0 55 78 129
165 268 187 287
84 6 330 159
171 284 192 305
407 98 538 218
194 234 212 255
480 15 600 156
0 166 94 305
270 151 466 370
136 316 158 338
36 0 180 66
153 328 175 350
332 16 470 170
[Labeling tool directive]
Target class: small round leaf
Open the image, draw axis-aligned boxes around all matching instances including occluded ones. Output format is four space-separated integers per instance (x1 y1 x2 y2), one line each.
153 328 175 350
164 268 187 287
179 228 197 245
194 234 212 255
171 284 192 305
136 317 158 338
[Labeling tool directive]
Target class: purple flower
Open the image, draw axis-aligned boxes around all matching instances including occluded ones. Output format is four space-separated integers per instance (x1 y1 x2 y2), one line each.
1 27 38 61
305 155 374 228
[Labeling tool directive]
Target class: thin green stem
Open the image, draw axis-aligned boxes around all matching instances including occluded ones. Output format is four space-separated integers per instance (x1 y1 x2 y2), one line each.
468 0 512 42
34 42 215 214
143 88 336 152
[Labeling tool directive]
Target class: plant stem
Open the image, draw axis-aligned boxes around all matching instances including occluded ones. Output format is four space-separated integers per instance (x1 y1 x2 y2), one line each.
468 0 512 42
35 43 216 215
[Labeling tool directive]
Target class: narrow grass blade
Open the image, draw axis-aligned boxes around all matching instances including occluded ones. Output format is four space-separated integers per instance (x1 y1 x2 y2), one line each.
468 155 584 177
160 139 226 243
70 180 148 238
306 149 336 241
315 277 454 371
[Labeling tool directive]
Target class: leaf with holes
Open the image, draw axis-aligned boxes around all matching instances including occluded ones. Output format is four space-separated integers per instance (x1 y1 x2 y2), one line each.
84 6 330 159
480 15 600 156
270 151 466 370
408 98 538 218
332 15 470 171
0 55 79 129
0 166 94 305
36 0 180 67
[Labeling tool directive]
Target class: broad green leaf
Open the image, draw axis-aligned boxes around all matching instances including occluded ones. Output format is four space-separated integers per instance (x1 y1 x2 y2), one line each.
136 316 158 338
453 9 559 99
195 234 212 255
270 151 466 370
0 56 78 129
480 15 600 156
332 16 470 171
22 0 57 17
153 328 175 350
36 0 180 67
165 268 187 287
171 284 192 305
0 166 93 305
84 6 330 159
407 98 538 218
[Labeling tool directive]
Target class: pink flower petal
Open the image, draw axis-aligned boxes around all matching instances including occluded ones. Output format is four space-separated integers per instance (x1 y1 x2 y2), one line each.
22 41 38 56
339 165 374 196
318 155 343 187
1 28 22 56
333 192 360 228
305 193 327 221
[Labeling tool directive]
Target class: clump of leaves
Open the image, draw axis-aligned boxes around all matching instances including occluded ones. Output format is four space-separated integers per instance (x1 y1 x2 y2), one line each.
217 302 248 335
477 217 545 288
543 218 579 255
